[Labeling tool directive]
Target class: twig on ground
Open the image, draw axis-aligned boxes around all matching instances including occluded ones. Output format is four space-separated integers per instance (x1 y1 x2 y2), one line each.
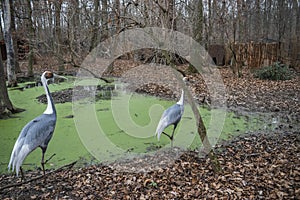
0 161 77 191
44 153 56 165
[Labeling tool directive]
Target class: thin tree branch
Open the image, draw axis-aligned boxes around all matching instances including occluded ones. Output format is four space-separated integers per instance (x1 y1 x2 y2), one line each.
154 0 167 13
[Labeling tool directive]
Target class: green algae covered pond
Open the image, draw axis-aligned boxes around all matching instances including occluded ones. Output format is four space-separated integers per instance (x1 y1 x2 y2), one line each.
0 79 261 174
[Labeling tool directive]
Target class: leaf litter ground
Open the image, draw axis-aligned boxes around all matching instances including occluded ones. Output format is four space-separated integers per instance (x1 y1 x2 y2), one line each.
1 61 299 199
0 131 298 199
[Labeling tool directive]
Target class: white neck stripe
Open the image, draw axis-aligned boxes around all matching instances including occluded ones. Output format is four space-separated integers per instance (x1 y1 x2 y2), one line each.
42 77 54 114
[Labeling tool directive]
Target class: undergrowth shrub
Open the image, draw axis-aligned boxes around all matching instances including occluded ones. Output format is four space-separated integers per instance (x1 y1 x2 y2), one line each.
254 62 294 80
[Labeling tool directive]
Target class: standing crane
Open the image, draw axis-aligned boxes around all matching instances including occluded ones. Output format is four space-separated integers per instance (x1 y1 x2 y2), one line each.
8 71 66 176
155 89 184 148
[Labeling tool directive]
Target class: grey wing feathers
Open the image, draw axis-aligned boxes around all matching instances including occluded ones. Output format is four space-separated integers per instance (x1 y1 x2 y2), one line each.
8 114 56 176
155 104 183 140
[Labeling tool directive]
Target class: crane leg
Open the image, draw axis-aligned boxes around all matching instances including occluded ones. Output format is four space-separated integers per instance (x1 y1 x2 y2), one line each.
41 150 46 175
45 153 56 164
170 125 177 148
162 131 172 140
20 167 24 180
41 148 56 175
162 124 177 148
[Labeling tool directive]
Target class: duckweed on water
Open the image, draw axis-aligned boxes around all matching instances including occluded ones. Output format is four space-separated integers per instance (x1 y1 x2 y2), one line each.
0 80 259 174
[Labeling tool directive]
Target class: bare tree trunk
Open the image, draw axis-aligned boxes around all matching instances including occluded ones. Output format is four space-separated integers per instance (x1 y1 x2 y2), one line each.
177 71 221 173
239 0 247 42
143 0 151 26
207 0 212 45
0 46 23 117
190 0 204 73
9 0 21 73
26 0 35 77
89 0 100 51
101 0 109 40
262 0 269 38
3 0 17 87
277 0 286 42
296 0 300 70
254 0 261 41
0 10 13 116
46 0 54 50
0 53 13 117
167 0 176 30
69 0 80 61
193 0 203 44
74 0 80 43
212 0 218 42
277 0 286 61
220 0 226 44
55 1 62 52
296 0 300 40
154 0 175 29
114 0 121 34
54 0 64 72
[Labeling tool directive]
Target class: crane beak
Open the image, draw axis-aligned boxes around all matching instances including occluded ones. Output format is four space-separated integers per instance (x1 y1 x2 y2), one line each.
53 73 68 81
47 73 67 84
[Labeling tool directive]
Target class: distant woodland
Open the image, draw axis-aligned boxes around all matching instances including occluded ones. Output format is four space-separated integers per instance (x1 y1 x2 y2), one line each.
0 0 299 83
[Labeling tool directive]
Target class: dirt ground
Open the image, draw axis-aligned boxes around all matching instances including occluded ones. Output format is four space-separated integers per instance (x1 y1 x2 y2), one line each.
1 60 299 199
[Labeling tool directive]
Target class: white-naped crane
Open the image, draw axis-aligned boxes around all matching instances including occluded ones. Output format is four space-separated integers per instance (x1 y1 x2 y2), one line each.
8 71 66 177
155 89 185 148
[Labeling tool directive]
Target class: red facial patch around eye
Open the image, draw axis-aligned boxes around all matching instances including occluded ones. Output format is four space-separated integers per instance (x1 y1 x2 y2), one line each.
45 71 54 79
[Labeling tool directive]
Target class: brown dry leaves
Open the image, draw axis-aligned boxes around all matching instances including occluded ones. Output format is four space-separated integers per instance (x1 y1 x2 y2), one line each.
220 68 300 114
1 131 299 199
106 61 300 115
3 61 298 199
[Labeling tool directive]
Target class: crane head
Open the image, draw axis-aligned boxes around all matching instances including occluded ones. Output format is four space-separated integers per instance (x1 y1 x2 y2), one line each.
44 71 54 79
42 71 67 84
182 76 189 84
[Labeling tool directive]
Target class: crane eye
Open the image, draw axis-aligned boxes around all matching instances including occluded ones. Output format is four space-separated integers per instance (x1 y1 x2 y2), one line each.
45 71 54 79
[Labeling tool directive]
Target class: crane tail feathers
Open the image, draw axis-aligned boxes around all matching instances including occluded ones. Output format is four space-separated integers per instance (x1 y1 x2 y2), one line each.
156 130 162 141
8 144 31 176
155 118 168 141
8 139 21 173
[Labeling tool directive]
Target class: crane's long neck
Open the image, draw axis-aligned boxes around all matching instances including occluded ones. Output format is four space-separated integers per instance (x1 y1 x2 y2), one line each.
176 89 184 106
43 80 56 115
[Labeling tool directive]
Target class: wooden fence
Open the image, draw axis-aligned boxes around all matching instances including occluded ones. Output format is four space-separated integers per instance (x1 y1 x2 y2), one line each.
232 42 279 68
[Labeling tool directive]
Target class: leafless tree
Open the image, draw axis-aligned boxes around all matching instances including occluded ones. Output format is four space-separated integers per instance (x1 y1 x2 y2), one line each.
0 50 14 117
2 0 17 87
3 0 297 71
26 0 35 77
